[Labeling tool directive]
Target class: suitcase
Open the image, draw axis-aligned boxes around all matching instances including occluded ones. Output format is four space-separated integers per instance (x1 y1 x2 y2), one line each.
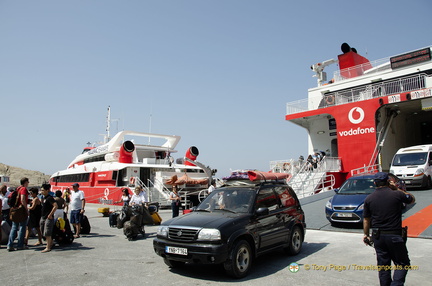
80 215 91 234
109 212 119 228
1 221 11 245
151 212 162 225
98 207 110 216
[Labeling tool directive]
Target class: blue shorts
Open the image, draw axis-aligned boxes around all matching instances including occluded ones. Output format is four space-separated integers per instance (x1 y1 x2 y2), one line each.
70 210 83 224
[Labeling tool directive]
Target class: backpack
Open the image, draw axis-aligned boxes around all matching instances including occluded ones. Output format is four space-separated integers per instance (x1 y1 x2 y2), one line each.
7 187 21 208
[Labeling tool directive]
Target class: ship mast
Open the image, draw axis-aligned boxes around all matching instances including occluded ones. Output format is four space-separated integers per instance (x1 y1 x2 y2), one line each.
104 106 111 144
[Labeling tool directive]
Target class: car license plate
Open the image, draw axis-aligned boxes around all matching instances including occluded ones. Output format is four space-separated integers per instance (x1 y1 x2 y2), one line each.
165 246 188 255
336 212 352 217
405 181 411 184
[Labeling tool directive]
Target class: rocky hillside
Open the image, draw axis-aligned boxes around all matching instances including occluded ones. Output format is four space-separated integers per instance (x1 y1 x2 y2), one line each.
0 163 51 187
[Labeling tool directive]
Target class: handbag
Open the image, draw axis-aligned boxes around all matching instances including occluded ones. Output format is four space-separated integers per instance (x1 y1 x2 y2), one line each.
9 188 28 223
10 205 27 223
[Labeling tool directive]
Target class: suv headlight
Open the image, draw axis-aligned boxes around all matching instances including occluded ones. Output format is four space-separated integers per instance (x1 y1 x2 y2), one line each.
358 203 364 211
157 226 168 237
325 199 332 209
197 228 221 241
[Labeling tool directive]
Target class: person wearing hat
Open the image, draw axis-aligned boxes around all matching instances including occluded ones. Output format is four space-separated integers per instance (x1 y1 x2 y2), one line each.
363 172 415 286
70 183 85 238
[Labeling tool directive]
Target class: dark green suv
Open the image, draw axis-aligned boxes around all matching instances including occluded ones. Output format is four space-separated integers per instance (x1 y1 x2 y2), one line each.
153 181 306 278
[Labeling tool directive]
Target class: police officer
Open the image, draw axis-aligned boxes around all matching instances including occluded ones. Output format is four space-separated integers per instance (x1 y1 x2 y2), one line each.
363 172 415 286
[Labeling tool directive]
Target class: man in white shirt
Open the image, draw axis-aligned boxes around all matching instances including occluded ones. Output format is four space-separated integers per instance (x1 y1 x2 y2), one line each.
129 186 148 206
70 183 85 238
208 180 216 194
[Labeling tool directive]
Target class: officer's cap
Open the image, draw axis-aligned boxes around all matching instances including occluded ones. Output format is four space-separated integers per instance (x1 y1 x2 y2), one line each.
374 172 389 181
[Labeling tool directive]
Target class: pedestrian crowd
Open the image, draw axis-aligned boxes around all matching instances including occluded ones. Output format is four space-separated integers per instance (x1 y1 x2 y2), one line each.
0 178 85 253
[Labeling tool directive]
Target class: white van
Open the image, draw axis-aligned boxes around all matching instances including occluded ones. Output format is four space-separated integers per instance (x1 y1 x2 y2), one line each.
390 144 432 188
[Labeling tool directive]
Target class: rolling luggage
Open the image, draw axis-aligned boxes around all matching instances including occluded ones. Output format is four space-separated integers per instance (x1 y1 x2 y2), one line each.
109 212 119 227
80 215 91 234
1 221 11 245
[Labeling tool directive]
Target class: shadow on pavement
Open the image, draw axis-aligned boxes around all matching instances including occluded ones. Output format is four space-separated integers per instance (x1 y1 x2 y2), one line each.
167 241 329 281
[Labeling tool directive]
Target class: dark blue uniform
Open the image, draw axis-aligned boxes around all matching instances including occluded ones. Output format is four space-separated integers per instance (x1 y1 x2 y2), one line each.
363 186 414 286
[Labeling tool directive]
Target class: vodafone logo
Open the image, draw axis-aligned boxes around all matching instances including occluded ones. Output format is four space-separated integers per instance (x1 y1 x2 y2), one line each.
348 107 365 124
339 106 375 137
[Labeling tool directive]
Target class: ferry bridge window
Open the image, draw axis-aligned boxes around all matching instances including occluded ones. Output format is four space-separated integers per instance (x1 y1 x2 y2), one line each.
84 154 105 164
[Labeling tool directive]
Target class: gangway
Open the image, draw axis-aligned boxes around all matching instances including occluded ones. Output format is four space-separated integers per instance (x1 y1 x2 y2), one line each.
270 157 340 198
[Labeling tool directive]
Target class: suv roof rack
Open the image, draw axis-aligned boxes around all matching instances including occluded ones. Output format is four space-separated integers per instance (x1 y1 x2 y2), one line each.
223 170 291 187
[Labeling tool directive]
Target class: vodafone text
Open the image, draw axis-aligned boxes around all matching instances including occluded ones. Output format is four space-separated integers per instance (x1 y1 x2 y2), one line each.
338 126 375 137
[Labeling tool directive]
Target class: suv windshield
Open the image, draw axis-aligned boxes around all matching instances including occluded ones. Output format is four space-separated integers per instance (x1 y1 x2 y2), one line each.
338 178 375 194
392 152 428 166
196 188 255 213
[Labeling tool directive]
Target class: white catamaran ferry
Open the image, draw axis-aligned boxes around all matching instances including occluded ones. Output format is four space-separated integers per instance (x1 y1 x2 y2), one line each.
50 108 214 208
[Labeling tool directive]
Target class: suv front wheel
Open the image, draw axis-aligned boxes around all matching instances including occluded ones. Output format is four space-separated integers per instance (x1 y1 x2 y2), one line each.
223 239 252 278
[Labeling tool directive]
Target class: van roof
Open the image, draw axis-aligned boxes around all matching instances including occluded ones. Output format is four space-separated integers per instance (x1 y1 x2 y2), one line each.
398 144 432 153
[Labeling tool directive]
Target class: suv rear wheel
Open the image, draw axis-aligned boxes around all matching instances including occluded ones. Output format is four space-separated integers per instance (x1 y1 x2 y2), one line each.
285 226 303 255
223 239 252 278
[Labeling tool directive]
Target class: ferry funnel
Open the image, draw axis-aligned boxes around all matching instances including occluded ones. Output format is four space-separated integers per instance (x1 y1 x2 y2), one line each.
119 140 135 163
185 146 199 166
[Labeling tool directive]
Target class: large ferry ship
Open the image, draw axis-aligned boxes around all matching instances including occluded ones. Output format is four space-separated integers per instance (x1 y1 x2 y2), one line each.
272 43 432 195
49 108 213 207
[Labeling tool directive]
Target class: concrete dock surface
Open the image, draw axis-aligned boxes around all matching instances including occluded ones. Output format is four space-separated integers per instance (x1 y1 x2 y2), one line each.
2 203 431 286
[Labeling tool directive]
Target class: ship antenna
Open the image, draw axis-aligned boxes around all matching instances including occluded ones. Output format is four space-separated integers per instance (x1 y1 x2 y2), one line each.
105 106 111 144
148 103 153 144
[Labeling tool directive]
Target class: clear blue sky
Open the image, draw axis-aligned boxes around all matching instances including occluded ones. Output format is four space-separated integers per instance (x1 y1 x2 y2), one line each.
1 0 431 178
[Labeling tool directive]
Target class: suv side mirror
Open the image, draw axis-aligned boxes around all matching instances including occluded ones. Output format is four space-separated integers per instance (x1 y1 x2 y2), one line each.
256 207 269 216
334 188 339 193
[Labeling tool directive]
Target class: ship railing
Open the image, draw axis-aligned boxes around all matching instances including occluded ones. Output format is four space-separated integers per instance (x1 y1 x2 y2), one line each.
287 156 340 198
292 172 336 199
332 57 390 82
270 159 298 174
145 177 171 203
286 73 429 115
351 164 382 176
